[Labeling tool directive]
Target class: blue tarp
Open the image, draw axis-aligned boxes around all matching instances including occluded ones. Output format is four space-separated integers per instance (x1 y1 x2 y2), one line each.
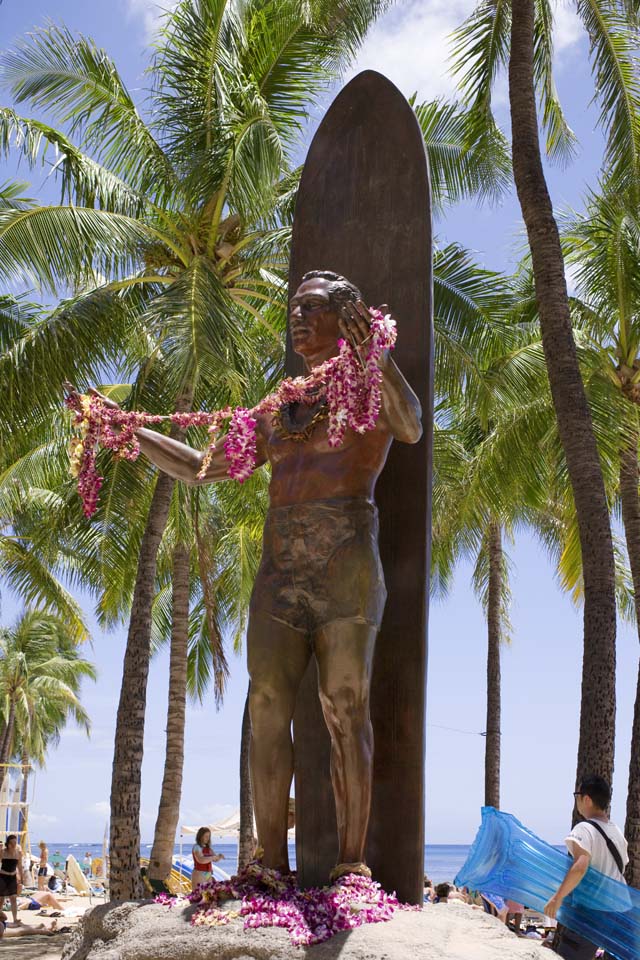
454 807 638 960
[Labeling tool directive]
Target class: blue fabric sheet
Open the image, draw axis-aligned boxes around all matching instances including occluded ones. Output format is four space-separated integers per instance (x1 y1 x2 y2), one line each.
454 807 639 960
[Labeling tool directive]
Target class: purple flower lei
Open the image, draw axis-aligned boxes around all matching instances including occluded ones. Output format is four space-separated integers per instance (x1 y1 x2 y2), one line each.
66 309 396 517
154 861 417 947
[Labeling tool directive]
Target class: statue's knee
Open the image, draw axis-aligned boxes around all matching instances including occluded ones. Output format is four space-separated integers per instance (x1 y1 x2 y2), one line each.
320 685 370 733
249 684 291 734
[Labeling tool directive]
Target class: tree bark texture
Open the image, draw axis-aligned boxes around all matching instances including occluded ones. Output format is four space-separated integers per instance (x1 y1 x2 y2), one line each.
0 701 16 780
109 391 192 901
149 544 190 881
238 687 256 872
619 438 640 885
108 470 176 900
485 523 502 810
509 0 617 806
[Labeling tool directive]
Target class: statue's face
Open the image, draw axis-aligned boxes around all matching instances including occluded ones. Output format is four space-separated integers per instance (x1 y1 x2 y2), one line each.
289 278 341 359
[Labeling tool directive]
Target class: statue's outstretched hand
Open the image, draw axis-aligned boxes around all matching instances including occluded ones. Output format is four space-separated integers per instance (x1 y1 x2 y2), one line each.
88 387 120 411
63 382 120 411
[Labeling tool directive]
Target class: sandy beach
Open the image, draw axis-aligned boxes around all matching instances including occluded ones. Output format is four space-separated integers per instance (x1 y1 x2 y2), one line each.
0 893 95 960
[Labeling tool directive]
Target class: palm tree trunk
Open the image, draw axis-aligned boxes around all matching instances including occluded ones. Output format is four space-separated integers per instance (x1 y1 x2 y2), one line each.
0 702 16 798
485 523 502 809
108 470 176 900
238 686 255 871
618 438 640 885
509 0 617 803
18 751 29 837
149 544 190 881
109 391 192 901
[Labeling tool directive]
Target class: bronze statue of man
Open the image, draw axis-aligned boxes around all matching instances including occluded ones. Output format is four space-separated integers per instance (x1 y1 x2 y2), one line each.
96 270 422 881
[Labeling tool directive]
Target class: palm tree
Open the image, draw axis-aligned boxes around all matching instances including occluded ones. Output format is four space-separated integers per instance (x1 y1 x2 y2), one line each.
451 0 640 799
562 187 640 882
0 610 95 780
146 471 267 880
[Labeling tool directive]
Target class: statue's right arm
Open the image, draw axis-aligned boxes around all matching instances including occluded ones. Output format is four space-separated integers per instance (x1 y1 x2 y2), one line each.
135 425 267 484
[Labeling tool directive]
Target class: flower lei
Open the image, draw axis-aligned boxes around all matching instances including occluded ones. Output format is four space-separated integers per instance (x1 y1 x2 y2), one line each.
66 308 396 518
155 862 417 947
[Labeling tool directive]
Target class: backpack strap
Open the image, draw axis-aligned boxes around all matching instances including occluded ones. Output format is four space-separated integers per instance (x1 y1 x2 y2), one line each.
586 820 625 875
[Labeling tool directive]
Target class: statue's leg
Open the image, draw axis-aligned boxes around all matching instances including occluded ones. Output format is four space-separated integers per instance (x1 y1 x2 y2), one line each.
247 611 311 873
314 620 377 869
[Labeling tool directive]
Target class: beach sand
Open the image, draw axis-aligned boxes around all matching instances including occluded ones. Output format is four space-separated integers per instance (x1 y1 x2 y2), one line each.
1 893 95 960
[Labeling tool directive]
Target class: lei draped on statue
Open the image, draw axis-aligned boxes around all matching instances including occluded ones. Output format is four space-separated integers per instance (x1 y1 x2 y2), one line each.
66 309 397 517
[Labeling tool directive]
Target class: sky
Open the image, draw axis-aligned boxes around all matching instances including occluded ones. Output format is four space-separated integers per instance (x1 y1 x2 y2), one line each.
0 0 637 850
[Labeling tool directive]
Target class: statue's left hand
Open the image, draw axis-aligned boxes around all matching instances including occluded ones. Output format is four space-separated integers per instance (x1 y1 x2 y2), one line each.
339 300 392 368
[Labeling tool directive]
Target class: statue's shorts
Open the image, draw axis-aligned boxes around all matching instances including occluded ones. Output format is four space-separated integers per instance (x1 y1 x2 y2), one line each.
250 497 387 633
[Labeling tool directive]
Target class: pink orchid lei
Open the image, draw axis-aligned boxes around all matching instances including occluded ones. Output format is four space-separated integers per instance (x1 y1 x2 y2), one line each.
154 861 417 947
66 308 396 517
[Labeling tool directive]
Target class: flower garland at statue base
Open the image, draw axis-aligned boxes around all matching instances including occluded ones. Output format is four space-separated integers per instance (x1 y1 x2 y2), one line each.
154 862 418 947
65 309 396 518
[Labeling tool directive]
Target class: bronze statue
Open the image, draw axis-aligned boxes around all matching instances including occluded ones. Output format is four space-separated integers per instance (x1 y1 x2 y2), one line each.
93 270 422 881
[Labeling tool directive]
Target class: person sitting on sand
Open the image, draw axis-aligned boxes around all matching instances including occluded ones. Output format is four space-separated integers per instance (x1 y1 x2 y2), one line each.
423 875 435 902
0 835 23 925
37 840 49 890
433 882 451 903
0 909 59 938
191 827 224 891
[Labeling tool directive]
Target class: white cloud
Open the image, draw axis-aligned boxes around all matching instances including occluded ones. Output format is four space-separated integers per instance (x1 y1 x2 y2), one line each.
90 800 110 817
553 0 584 56
348 0 585 105
123 0 175 40
30 813 59 825
348 0 477 101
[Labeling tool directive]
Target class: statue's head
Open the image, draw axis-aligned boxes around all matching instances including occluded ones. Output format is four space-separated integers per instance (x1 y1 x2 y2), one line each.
289 270 362 360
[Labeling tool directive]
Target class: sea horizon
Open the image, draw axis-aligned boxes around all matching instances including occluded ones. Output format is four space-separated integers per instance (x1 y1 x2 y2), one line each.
33 841 477 885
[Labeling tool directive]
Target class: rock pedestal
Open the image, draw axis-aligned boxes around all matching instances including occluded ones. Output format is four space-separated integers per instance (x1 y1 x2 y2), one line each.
62 901 545 960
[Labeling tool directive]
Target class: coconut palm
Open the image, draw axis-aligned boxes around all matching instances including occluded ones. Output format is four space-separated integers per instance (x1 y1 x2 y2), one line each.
0 610 95 784
433 420 514 810
146 472 268 880
451 0 640 798
561 187 640 882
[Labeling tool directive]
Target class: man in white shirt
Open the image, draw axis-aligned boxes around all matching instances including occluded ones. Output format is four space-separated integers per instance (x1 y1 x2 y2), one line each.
544 774 628 959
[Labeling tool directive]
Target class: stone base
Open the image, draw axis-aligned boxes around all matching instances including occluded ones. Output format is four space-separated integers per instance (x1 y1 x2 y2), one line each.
61 900 546 959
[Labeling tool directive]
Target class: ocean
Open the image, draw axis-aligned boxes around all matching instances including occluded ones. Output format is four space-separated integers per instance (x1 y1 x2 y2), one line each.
38 842 472 885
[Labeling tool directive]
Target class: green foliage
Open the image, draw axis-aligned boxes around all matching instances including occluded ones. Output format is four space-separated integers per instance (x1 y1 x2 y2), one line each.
0 609 96 767
451 0 640 181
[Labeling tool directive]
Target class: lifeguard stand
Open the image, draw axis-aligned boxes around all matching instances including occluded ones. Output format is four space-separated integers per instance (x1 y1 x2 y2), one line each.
0 761 32 865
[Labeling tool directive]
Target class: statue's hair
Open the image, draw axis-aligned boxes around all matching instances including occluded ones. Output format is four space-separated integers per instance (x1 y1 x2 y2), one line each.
301 270 362 306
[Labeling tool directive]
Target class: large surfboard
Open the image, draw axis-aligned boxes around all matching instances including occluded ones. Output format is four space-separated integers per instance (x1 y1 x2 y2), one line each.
289 70 433 905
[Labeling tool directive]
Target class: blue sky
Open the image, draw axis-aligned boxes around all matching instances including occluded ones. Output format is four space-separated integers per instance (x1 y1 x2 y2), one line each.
0 0 637 849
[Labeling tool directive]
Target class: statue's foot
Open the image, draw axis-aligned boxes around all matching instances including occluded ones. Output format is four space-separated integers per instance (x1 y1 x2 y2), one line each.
329 861 372 883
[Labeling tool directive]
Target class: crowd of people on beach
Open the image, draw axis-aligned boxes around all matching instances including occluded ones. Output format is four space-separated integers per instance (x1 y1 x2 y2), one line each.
0 833 68 939
422 876 558 943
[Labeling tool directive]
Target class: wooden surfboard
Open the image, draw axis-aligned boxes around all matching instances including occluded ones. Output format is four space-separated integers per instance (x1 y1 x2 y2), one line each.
288 70 433 906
